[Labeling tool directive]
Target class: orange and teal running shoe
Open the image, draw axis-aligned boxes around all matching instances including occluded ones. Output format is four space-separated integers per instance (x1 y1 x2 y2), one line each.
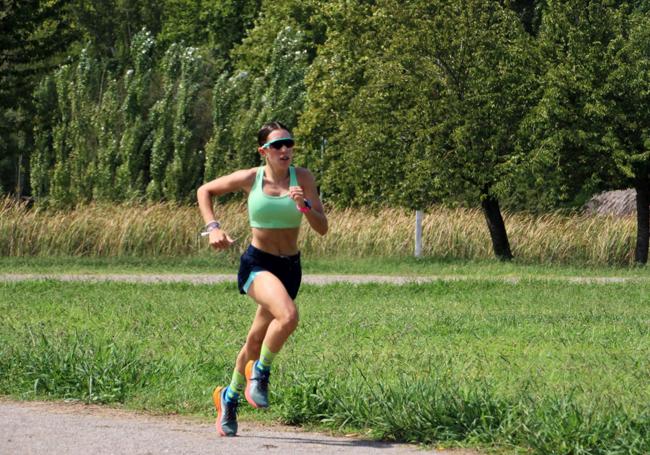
245 360 270 409
213 386 238 436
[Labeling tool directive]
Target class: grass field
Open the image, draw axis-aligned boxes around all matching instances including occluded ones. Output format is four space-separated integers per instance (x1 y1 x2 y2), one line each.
1 273 649 454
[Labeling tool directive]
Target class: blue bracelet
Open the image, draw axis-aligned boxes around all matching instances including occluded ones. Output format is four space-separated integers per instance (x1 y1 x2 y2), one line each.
205 221 221 231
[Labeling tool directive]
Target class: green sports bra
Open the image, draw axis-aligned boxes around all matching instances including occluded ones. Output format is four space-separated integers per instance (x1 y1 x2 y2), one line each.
248 166 303 229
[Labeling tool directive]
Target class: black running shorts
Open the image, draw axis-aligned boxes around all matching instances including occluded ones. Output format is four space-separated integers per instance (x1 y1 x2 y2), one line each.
237 244 302 299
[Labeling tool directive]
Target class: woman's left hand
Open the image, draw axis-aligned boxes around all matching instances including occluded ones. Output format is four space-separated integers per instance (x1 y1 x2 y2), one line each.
289 186 306 207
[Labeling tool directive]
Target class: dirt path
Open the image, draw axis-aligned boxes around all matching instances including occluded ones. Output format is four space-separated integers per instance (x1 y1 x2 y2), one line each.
0 399 477 455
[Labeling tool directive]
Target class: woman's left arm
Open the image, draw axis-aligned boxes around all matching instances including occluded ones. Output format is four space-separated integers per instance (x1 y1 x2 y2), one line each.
291 168 328 236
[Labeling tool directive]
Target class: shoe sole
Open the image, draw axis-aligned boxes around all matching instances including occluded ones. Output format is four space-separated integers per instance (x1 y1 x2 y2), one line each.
245 360 268 409
213 386 235 437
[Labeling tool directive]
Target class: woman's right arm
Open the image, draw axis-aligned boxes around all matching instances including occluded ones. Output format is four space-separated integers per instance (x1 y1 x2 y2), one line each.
197 168 256 250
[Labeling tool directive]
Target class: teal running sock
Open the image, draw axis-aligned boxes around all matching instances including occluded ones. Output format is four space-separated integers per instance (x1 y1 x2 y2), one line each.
257 344 277 372
225 369 246 402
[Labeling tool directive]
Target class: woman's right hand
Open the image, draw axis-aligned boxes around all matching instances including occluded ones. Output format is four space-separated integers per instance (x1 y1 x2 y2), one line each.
209 229 235 250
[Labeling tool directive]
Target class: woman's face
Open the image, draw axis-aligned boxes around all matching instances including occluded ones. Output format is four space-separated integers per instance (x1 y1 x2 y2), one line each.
259 129 294 168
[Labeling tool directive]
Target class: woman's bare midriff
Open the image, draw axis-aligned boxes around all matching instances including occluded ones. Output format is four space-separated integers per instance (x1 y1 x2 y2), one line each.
251 227 300 256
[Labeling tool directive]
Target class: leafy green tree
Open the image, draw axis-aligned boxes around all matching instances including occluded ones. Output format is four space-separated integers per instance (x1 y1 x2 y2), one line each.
506 0 546 35
67 48 101 204
602 8 650 263
1 0 75 196
145 42 205 202
255 27 309 135
115 29 155 200
24 0 262 204
302 0 535 260
203 26 310 183
520 0 620 212
30 75 59 201
160 0 262 62
40 48 104 207
231 0 326 76
92 79 122 201
147 44 183 201
49 64 74 207
398 0 536 260
163 46 205 202
297 0 377 204
203 71 253 181
319 6 431 208
71 0 163 67
520 1 650 263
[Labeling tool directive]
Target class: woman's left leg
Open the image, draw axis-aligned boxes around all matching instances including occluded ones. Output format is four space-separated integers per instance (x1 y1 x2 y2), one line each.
214 302 276 436
244 271 299 408
247 271 299 351
235 305 275 373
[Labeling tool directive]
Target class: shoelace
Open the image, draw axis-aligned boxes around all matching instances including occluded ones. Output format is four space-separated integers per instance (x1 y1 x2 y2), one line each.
254 369 270 393
224 398 238 420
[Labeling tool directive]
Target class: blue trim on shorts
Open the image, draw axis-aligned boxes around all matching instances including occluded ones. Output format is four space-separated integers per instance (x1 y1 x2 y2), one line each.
242 267 264 294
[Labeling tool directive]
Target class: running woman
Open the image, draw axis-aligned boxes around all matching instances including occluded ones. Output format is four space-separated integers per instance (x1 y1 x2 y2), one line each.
197 121 328 437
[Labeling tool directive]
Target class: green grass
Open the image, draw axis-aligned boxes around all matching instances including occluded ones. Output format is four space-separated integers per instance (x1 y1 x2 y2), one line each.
1 255 650 280
1 278 649 453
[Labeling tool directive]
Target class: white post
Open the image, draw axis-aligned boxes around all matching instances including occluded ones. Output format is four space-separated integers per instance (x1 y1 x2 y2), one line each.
320 138 327 201
415 210 423 257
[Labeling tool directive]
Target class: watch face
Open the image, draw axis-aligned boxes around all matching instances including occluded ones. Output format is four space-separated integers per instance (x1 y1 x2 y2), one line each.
304 199 312 209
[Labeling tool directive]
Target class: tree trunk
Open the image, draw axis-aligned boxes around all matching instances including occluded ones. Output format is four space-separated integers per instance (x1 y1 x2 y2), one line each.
15 154 23 199
481 193 513 261
634 171 650 265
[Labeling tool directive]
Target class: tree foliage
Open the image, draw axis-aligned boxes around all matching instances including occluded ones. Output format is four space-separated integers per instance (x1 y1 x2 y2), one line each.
298 0 535 259
159 0 262 62
1 0 75 196
296 0 378 204
7 0 650 261
204 26 310 182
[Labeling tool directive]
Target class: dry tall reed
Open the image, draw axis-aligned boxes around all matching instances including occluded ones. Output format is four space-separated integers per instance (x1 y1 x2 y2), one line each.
0 198 638 265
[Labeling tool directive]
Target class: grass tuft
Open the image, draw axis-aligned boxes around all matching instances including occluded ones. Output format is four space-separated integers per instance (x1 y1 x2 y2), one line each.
0 329 169 404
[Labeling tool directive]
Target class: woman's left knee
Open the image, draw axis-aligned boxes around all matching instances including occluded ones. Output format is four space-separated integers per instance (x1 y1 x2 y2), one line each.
278 305 299 332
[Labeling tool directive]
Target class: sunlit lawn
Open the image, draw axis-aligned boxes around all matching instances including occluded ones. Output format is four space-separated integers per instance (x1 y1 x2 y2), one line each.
1 276 649 453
